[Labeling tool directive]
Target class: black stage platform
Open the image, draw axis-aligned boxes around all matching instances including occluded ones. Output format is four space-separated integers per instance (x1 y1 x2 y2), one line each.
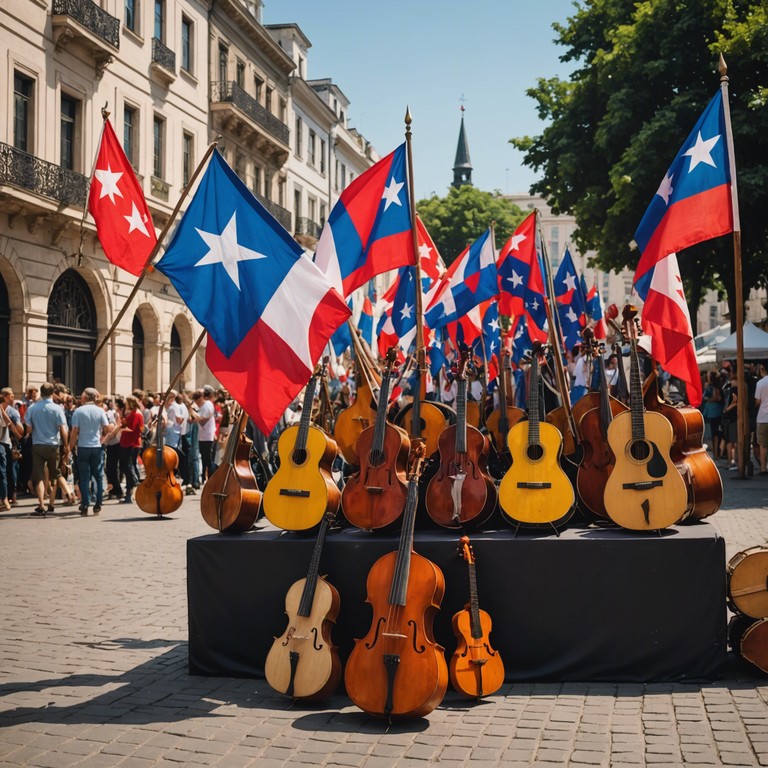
187 521 726 683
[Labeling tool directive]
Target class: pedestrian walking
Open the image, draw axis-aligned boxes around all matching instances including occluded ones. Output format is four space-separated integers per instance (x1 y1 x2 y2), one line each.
69 388 110 515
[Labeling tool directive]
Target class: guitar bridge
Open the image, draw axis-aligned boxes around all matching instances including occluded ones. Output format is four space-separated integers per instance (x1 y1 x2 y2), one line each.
622 480 663 491
516 481 552 489
364 486 383 494
279 489 311 498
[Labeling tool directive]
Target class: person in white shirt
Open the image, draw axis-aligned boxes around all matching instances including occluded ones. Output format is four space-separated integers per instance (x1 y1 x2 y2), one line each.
570 345 588 404
194 386 217 482
754 364 768 473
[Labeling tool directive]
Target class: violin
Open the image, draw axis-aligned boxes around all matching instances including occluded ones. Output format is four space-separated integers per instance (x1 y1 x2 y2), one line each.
344 441 448 719
135 400 184 516
200 408 261 534
264 510 341 700
602 306 688 530
449 536 504 699
575 330 629 519
498 342 575 528
425 351 497 530
262 363 340 532
485 350 525 478
643 369 722 519
342 349 410 531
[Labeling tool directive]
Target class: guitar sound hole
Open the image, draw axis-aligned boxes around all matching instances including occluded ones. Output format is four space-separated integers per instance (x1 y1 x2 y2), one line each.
526 444 544 462
292 449 307 465
629 440 651 462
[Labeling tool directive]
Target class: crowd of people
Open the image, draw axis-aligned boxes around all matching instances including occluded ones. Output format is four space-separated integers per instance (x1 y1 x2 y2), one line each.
1 381 235 517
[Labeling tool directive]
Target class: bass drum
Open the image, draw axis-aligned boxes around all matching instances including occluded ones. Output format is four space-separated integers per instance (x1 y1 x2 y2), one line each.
731 616 768 674
727 546 768 618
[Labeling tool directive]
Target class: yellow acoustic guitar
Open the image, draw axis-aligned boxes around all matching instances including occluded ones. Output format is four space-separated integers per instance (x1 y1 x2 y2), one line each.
262 364 340 532
603 306 687 531
498 342 574 528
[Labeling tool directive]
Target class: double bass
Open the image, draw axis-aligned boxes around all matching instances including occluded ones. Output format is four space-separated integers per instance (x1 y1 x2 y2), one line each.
200 408 262 533
262 363 340 532
425 352 497 530
344 441 448 719
449 536 505 700
342 349 410 530
135 399 184 517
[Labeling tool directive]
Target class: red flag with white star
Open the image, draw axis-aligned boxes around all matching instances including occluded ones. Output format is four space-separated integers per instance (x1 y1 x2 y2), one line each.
88 119 156 276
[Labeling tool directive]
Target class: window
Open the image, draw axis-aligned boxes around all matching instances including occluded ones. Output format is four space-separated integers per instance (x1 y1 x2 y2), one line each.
340 163 347 189
279 98 286 122
60 93 79 171
319 202 326 226
308 129 316 166
218 44 228 83
154 0 164 41
295 116 302 157
254 75 263 102
308 197 316 224
252 166 261 196
153 115 164 179
13 72 34 153
265 86 273 113
181 16 192 72
709 304 718 330
294 188 302 228
320 138 326 174
278 178 285 207
123 104 137 168
182 131 193 187
550 226 560 261
334 159 340 191
125 0 136 31
236 59 245 88
234 150 245 181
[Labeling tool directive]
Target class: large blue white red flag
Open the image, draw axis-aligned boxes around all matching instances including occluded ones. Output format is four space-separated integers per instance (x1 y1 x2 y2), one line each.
472 300 501 363
554 248 586 351
315 143 416 297
156 150 350 434
497 212 548 339
509 314 534 366
633 91 733 297
424 228 497 329
391 266 418 352
416 215 446 285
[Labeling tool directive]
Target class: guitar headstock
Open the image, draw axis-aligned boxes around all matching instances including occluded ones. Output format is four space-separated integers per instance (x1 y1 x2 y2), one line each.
621 304 641 344
384 346 398 374
407 438 427 481
458 535 475 566
456 348 469 380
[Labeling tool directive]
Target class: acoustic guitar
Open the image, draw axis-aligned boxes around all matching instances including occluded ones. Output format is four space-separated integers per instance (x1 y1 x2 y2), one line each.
498 342 574 528
449 536 504 699
262 363 340 532
602 306 688 531
264 510 341 700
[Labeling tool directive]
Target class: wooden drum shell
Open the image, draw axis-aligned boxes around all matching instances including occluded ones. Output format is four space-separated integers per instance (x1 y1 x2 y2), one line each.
727 546 768 619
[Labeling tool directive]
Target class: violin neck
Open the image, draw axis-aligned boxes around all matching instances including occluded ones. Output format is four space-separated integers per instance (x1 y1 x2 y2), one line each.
388 474 419 607
467 560 482 640
456 378 468 454
411 367 422 439
298 514 331 617
371 368 393 462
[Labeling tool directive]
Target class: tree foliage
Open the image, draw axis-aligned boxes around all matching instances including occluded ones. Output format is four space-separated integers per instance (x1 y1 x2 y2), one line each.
511 0 768 331
416 186 524 267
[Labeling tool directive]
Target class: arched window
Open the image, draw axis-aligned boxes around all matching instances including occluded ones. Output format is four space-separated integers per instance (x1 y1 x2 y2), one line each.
0 275 9 387
169 322 182 384
132 315 145 390
47 270 96 393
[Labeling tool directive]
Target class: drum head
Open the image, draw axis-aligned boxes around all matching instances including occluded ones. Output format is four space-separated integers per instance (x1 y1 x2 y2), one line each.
727 548 768 619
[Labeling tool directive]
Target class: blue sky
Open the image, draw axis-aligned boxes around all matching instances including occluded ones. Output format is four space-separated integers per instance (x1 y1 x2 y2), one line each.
263 0 578 200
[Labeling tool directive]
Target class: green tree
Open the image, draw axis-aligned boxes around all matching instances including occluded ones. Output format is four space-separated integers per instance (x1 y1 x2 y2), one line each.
512 0 768 333
416 186 525 267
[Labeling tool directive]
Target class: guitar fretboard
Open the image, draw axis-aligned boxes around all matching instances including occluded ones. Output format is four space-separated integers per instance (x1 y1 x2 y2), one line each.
456 379 468 455
528 355 540 447
628 335 646 443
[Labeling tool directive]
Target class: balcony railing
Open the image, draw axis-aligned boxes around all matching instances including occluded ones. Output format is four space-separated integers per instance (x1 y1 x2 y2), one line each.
151 37 175 73
295 216 321 239
210 81 289 146
52 0 120 48
0 142 88 207
255 194 291 231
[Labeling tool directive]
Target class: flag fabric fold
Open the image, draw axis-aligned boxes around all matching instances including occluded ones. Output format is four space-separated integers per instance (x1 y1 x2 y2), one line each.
88 119 156 275
553 248 586 351
155 149 350 434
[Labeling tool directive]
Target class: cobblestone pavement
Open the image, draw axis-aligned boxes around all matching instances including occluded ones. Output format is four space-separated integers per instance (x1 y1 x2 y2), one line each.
2 463 768 767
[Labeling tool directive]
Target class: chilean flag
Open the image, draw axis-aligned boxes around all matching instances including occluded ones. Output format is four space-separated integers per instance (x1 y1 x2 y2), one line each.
315 143 416 297
156 150 350 434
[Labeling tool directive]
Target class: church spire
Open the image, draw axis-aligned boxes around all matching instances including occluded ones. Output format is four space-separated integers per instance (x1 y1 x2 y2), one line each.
452 105 473 189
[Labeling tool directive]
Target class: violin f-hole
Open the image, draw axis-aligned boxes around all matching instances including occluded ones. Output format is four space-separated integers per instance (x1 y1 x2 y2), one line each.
408 620 425 654
365 617 385 650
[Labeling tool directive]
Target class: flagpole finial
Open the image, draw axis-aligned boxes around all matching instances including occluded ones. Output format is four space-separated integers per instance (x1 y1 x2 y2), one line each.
404 106 412 128
101 103 110 120
718 53 728 80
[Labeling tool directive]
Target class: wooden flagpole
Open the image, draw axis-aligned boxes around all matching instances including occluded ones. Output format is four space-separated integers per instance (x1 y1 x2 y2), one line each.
93 136 221 359
719 54 747 477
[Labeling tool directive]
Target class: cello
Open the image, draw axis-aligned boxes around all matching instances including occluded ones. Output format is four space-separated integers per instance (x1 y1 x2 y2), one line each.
135 398 184 517
262 363 340 532
264 509 341 700
344 441 448 719
342 349 410 530
449 536 505 700
200 408 262 534
425 351 497 530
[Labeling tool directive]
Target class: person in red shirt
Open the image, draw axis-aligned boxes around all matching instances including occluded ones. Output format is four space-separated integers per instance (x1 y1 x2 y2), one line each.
117 395 144 504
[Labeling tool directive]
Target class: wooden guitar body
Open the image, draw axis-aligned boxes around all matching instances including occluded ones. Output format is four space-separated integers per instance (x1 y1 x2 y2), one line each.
344 550 448 719
263 424 340 532
341 423 410 530
393 399 450 457
425 424 496 530
264 576 341 700
450 607 505 699
485 406 525 455
499 421 574 527
136 445 184 516
603 410 688 530
333 378 377 465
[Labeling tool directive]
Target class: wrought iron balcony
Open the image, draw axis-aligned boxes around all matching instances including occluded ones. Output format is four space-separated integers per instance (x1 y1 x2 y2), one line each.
151 37 176 83
52 0 120 50
210 81 289 147
255 194 291 231
0 142 87 207
295 216 321 240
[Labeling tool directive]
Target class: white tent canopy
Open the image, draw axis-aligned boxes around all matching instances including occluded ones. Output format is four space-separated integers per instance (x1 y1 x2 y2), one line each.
715 321 768 362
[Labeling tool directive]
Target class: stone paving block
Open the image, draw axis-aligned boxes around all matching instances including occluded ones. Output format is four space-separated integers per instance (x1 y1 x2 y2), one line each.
569 750 610 765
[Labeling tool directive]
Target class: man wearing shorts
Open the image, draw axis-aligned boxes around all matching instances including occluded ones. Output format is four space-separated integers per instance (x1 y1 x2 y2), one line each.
755 364 768 474
24 382 68 516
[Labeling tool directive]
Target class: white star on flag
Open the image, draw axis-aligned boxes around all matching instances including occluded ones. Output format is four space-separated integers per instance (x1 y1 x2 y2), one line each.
381 176 404 211
489 318 500 332
566 307 578 323
194 211 267 291
124 202 151 237
529 298 540 311
399 302 413 320
507 270 523 289
508 233 527 251
656 172 674 205
563 272 577 292
94 164 124 205
418 243 432 261
683 131 721 173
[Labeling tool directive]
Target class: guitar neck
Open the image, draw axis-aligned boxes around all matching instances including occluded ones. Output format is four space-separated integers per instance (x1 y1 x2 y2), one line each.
467 560 483 640
528 356 540 447
297 515 331 617
294 374 319 453
456 379 468 454
628 337 646 442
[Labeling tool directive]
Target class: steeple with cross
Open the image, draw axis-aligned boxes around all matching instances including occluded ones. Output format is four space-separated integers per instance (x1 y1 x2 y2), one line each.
452 97 473 189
